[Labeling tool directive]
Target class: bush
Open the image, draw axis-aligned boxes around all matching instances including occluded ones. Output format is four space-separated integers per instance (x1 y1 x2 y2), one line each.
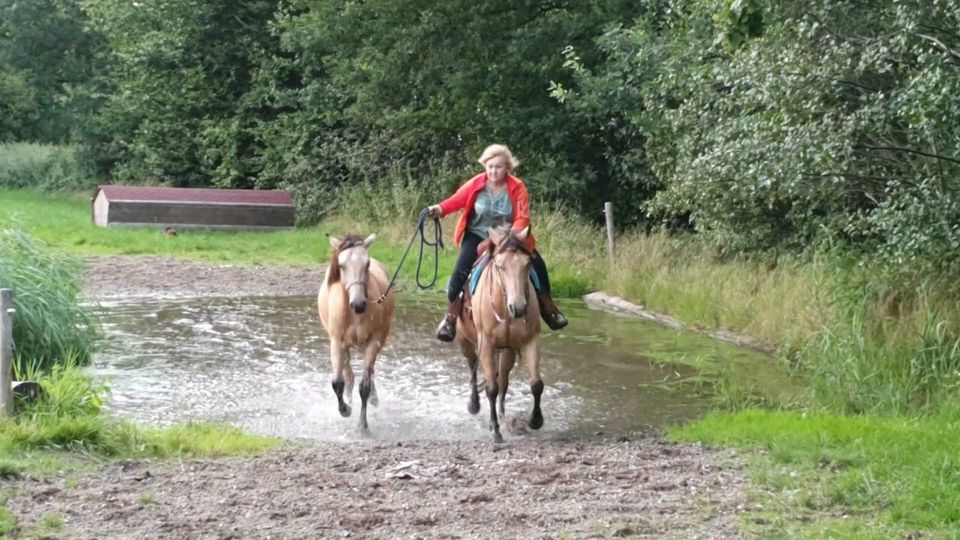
0 143 96 193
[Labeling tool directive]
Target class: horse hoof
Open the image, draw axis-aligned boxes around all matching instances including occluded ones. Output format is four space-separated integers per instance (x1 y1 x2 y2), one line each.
492 432 504 444
339 403 352 417
468 397 480 415
528 412 544 430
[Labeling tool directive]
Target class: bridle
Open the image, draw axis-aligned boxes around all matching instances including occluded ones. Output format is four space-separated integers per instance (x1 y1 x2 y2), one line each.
488 245 532 325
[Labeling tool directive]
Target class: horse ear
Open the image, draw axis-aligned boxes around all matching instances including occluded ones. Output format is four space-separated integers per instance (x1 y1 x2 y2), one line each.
363 233 376 248
515 226 529 241
329 236 342 249
488 226 505 244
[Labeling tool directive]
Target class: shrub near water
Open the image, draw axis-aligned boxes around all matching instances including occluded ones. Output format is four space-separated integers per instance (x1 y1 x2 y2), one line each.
0 143 95 193
0 227 98 371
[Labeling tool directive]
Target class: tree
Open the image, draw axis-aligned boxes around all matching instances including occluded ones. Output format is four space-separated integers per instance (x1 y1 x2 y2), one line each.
0 0 103 142
80 0 284 187
276 0 642 216
556 0 960 282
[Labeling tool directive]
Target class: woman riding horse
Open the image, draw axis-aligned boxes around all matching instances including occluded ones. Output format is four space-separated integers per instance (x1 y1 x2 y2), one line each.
426 144 568 342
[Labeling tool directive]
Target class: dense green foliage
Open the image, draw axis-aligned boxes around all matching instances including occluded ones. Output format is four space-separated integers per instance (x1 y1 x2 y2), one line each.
0 143 96 192
2 0 956 281
555 0 960 281
0 0 104 142
0 227 98 371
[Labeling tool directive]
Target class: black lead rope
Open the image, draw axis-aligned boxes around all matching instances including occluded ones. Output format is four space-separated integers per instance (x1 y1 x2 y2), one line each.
376 208 443 303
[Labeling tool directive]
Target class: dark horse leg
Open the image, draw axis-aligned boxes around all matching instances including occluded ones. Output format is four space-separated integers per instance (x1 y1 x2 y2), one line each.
358 344 379 435
523 340 544 430
330 339 352 417
358 375 372 434
459 342 481 415
480 340 503 443
497 349 516 418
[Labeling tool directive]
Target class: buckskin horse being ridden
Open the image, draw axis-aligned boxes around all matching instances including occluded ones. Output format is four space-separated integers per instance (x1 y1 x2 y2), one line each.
317 234 395 434
455 225 544 443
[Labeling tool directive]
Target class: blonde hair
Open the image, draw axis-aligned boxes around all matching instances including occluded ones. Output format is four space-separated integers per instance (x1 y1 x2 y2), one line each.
477 144 520 172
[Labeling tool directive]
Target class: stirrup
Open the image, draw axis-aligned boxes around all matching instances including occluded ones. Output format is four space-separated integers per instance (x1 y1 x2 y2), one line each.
436 318 456 342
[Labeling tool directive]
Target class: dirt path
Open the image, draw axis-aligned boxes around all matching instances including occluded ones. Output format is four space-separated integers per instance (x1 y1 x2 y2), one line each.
5 255 751 539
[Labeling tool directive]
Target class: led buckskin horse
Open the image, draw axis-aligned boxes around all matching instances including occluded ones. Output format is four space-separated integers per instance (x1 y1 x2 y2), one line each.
455 225 544 443
317 234 395 434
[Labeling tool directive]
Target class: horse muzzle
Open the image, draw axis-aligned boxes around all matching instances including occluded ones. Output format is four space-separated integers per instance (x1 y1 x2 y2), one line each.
508 302 527 319
350 300 367 314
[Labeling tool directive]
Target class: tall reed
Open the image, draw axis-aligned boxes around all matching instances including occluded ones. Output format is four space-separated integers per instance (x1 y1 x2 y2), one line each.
797 249 960 414
0 226 99 371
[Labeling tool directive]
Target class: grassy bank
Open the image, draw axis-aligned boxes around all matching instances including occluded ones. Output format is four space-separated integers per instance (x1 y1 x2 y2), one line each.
671 409 960 538
0 364 279 536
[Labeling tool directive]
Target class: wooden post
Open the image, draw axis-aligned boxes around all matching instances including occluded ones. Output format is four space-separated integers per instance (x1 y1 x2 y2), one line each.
604 202 615 263
1 289 13 416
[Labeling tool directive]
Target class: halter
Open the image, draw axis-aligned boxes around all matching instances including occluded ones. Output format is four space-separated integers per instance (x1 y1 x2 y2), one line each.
345 280 367 296
336 242 370 300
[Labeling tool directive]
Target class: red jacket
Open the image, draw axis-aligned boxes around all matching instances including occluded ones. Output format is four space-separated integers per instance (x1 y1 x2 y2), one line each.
438 172 537 252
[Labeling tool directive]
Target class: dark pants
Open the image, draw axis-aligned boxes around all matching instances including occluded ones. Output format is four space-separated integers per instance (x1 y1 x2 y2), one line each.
447 232 552 302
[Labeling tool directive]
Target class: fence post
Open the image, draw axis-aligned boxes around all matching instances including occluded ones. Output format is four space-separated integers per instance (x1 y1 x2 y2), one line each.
1 289 13 416
604 202 615 263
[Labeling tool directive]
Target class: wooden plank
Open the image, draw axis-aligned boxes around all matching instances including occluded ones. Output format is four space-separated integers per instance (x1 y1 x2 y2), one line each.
1 289 13 416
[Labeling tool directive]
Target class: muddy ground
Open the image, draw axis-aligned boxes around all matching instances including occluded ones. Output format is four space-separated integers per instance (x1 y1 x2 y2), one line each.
4 255 752 539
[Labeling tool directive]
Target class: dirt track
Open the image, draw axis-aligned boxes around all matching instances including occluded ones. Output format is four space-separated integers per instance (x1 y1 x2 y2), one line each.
4 255 751 539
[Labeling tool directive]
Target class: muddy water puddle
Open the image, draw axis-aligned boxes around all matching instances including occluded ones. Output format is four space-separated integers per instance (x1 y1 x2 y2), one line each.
87 295 786 441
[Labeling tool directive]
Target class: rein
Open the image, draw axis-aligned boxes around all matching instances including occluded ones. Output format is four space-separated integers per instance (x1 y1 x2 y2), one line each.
376 208 443 304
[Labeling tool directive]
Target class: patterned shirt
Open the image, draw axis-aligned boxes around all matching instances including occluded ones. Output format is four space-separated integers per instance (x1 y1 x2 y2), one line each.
467 187 514 239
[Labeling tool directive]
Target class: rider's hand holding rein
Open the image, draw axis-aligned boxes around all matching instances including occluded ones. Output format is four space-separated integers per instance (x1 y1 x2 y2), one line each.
428 143 568 342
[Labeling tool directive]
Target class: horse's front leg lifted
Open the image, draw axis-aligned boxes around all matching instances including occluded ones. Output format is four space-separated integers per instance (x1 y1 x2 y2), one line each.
330 339 352 417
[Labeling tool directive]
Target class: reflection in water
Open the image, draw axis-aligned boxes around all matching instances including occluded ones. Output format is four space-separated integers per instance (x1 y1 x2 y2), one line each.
87 294 785 441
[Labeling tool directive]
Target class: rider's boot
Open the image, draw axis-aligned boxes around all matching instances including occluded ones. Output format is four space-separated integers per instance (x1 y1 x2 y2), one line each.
537 290 568 331
436 295 463 342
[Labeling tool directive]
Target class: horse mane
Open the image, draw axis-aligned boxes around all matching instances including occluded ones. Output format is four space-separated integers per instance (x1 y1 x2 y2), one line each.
492 226 530 255
327 234 366 284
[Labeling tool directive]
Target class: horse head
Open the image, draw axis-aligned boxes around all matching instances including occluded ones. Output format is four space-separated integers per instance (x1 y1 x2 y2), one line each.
328 233 377 314
487 225 533 319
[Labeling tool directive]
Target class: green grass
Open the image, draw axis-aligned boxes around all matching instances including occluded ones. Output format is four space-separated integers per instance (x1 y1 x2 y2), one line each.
670 408 960 538
0 365 279 469
0 499 13 537
0 188 333 265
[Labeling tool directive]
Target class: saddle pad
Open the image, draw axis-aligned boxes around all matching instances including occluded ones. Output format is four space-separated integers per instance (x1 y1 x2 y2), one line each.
468 253 541 295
